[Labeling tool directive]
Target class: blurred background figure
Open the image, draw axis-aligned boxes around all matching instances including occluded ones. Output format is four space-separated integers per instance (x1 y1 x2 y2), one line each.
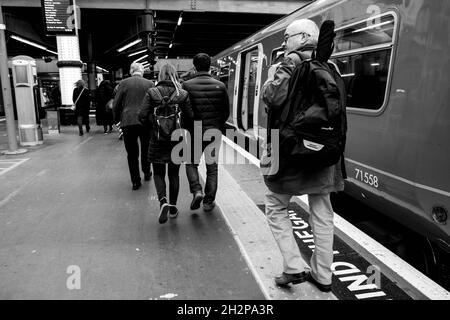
96 80 114 134
72 80 91 136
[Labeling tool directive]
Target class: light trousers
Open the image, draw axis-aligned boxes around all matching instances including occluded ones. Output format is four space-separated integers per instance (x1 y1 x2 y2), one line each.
265 191 334 285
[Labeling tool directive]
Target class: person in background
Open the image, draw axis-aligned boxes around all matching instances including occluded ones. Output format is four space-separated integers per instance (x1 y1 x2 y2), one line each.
113 63 155 190
96 80 114 134
262 19 344 292
72 79 91 136
139 63 194 224
182 53 230 212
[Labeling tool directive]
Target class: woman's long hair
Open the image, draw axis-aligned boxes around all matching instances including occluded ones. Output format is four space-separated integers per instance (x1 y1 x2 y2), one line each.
158 63 181 95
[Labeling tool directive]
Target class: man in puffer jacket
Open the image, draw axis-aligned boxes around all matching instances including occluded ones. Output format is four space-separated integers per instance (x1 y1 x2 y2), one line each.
182 53 230 212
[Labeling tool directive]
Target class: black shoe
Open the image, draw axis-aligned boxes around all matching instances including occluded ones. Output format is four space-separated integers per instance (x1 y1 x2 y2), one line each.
275 272 307 287
306 272 332 292
190 191 204 210
169 205 179 219
144 172 152 181
159 203 170 224
132 181 142 190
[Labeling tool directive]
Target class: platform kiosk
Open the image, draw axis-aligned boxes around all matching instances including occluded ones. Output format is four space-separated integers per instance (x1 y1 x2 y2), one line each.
11 55 43 146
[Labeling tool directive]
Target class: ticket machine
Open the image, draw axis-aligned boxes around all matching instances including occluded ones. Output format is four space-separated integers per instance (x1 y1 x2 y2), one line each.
11 55 43 146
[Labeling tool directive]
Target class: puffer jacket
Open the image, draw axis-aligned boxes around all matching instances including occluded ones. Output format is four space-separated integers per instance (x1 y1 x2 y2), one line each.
261 49 345 196
181 71 230 132
139 81 194 163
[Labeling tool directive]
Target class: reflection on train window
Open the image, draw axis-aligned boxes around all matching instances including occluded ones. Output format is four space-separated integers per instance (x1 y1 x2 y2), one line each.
237 48 260 131
332 12 397 111
333 50 390 110
270 47 285 65
334 14 395 53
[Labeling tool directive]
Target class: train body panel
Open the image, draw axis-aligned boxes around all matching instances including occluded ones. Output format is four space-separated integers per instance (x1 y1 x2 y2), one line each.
213 0 450 252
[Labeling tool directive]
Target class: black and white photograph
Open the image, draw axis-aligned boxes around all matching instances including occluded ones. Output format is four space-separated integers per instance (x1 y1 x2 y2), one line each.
0 0 448 313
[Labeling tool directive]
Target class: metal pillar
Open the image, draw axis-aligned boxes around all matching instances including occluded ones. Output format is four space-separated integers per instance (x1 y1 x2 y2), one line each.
0 3 26 154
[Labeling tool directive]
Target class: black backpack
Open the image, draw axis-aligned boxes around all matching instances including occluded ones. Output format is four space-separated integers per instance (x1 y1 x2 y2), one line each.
152 88 182 142
279 20 347 173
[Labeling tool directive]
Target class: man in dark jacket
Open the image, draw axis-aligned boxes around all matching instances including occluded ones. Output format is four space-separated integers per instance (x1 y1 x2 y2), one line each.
113 63 155 190
182 53 230 212
262 19 344 292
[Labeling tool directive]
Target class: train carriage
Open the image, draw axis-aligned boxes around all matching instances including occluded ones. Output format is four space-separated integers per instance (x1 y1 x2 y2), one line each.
212 0 450 282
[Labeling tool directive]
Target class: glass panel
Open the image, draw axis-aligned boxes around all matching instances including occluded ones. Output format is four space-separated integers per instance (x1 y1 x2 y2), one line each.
334 14 395 53
270 47 285 65
14 65 29 84
332 49 391 110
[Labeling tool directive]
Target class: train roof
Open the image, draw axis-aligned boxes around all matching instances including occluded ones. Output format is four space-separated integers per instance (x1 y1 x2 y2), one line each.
213 0 347 59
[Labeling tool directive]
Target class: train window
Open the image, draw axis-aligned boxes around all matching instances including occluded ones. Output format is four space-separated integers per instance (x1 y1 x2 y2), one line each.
219 64 230 89
332 13 397 111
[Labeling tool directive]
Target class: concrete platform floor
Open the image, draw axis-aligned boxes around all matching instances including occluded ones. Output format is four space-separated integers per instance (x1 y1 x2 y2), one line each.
0 123 264 300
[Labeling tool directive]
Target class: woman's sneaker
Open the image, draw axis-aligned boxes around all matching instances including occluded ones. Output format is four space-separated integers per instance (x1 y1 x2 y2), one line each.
203 201 216 212
168 205 179 219
158 203 170 224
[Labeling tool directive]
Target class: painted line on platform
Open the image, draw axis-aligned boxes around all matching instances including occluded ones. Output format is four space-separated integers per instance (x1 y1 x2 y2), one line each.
221 136 450 300
0 158 29 177
0 169 47 209
198 157 335 300
71 137 93 152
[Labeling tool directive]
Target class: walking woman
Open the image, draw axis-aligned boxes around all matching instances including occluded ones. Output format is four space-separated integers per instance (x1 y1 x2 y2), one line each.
139 64 194 224
96 80 114 134
72 80 91 136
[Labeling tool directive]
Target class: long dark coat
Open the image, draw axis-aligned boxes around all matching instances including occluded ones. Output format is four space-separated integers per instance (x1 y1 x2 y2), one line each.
95 80 114 126
138 81 194 164
72 86 91 124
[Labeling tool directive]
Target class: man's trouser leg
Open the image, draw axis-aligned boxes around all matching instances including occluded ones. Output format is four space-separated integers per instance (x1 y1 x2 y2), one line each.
138 125 151 175
122 126 141 184
265 191 308 274
308 193 334 285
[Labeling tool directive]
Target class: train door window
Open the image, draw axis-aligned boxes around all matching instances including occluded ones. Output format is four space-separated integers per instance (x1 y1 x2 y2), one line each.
237 48 259 131
331 12 397 111
219 64 230 89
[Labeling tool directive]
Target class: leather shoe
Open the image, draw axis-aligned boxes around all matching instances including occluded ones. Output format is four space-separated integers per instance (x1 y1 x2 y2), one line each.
190 191 204 210
306 272 332 292
144 172 152 181
132 181 142 190
275 272 307 286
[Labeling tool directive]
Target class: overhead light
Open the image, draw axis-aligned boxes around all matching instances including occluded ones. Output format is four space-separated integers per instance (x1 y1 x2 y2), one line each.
11 35 58 55
169 43 173 49
165 55 168 59
128 49 147 57
134 54 149 63
117 38 142 52
177 16 183 26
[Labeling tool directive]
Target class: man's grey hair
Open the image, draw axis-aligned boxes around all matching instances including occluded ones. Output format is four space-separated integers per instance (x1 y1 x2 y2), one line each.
287 19 320 46
130 62 144 75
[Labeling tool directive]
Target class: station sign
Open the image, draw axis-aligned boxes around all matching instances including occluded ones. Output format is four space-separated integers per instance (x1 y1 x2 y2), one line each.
41 0 78 35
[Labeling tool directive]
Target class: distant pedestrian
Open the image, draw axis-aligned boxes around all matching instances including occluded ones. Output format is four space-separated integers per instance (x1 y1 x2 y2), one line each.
182 53 230 212
72 80 91 136
96 80 114 134
113 63 155 190
139 63 194 224
262 19 345 292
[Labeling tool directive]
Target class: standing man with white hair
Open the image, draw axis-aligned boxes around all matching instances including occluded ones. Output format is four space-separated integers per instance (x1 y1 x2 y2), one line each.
113 62 155 190
262 19 345 292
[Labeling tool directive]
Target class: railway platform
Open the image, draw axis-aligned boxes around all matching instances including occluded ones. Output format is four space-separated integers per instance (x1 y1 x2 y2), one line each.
0 121 449 301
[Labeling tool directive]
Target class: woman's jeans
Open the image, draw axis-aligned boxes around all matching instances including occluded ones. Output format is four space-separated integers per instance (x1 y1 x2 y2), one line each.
152 163 181 205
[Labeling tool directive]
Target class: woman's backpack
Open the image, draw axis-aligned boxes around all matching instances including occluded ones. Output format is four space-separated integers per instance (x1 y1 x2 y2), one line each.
152 88 182 142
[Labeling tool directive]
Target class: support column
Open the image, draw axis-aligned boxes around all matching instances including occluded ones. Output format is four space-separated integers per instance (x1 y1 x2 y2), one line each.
0 4 26 154
56 35 83 125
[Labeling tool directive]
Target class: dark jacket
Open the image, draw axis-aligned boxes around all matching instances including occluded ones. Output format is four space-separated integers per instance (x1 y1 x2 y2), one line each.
261 50 345 195
112 75 155 127
181 72 230 132
72 86 90 118
138 81 194 163
95 80 114 125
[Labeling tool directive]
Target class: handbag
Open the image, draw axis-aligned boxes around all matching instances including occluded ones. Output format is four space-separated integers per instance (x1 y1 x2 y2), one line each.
105 99 114 111
72 87 86 110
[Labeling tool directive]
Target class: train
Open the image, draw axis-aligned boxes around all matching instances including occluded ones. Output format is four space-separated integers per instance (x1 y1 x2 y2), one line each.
211 0 450 282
